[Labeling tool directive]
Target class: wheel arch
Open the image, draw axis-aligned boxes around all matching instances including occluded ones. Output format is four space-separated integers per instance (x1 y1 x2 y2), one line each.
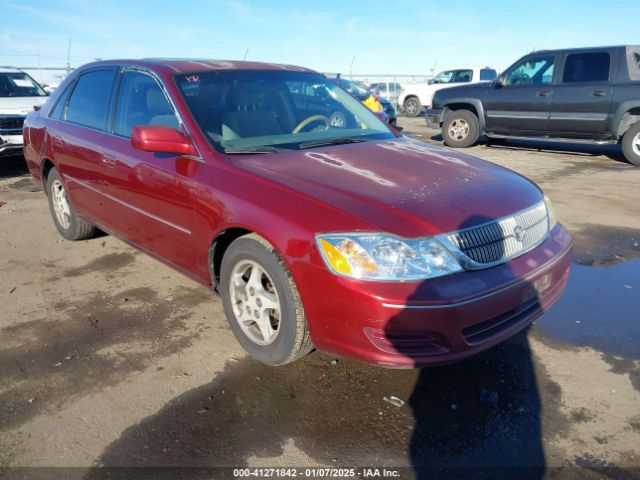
441 98 486 131
208 227 254 293
41 158 56 192
613 102 640 139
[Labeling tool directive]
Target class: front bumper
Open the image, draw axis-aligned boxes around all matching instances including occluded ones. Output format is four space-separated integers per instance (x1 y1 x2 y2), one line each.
296 223 572 368
424 108 443 129
0 133 24 156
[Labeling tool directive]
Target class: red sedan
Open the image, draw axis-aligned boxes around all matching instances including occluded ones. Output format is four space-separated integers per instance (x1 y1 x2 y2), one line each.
23 59 572 368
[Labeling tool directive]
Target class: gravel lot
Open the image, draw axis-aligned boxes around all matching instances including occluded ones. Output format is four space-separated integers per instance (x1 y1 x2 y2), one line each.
1 117 639 479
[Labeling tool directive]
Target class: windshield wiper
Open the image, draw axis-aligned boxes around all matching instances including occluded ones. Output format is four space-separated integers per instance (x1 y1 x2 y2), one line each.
224 146 289 154
298 137 370 149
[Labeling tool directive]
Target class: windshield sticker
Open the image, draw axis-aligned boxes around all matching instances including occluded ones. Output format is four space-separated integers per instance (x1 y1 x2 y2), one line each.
10 78 35 88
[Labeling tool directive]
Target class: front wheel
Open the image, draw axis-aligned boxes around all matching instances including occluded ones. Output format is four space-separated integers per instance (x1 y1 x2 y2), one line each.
621 122 640 166
219 234 314 365
46 167 96 240
403 97 423 117
442 110 480 148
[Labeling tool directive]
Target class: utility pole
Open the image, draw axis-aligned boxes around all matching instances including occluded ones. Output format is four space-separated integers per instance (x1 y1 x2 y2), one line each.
66 38 72 75
349 56 356 80
242 48 249 61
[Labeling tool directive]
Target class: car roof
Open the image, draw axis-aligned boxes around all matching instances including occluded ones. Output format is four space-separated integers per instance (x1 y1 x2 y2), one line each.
77 58 318 75
528 45 637 55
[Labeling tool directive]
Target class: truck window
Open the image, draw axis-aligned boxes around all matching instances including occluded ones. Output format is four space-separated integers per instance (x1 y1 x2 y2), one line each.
452 70 473 83
480 69 497 81
562 52 610 83
505 57 554 86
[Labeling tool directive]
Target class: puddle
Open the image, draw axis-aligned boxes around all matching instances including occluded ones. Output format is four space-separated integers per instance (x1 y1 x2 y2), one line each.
534 260 640 358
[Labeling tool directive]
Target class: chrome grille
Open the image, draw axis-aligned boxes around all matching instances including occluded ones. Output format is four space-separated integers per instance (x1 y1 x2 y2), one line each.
0 115 26 134
443 201 549 268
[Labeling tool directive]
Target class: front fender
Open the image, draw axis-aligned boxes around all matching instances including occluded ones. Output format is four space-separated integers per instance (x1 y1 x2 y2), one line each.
441 98 487 131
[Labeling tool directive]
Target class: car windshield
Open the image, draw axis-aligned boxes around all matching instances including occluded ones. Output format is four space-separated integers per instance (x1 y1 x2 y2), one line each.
175 70 393 153
0 72 48 97
335 78 370 96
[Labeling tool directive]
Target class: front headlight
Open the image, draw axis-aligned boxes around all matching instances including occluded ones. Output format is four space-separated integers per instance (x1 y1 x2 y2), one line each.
316 233 463 281
544 195 557 229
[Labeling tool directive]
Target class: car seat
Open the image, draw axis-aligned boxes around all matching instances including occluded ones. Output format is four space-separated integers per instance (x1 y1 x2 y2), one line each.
222 82 284 140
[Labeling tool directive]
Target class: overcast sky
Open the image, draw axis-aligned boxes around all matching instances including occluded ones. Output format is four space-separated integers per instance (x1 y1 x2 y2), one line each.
2 0 638 83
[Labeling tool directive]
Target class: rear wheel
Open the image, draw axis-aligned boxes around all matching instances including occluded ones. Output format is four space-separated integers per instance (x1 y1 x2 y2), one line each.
621 122 640 166
46 168 96 240
442 110 480 148
219 234 314 365
403 97 423 117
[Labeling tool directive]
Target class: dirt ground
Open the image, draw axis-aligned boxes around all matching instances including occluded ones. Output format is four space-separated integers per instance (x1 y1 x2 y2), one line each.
1 117 639 479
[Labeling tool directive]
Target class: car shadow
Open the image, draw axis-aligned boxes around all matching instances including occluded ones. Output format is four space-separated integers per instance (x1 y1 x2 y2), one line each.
481 138 626 164
425 133 627 164
384 214 545 479
0 154 29 179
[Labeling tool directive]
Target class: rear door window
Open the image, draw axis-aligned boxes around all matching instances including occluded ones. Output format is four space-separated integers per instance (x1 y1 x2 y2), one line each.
562 52 611 83
66 69 117 130
452 69 473 82
113 71 179 138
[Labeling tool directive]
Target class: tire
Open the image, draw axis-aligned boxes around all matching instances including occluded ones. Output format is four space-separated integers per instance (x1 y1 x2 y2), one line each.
46 167 96 240
219 233 314 366
403 97 423 117
442 110 480 148
621 122 640 166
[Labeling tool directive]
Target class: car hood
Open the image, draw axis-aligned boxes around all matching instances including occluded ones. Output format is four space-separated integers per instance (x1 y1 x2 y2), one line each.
234 137 543 237
0 96 48 115
433 82 492 103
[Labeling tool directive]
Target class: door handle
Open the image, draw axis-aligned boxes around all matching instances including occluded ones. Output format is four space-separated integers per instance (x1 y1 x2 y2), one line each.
537 90 552 97
591 90 606 97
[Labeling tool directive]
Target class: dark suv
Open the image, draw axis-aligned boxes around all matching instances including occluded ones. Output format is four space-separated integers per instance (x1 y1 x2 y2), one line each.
425 45 640 165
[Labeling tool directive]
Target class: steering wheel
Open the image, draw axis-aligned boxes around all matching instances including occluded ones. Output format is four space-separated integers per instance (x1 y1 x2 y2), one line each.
292 115 330 134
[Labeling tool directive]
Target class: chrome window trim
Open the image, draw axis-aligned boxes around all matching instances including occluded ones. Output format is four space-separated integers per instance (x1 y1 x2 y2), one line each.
118 66 204 163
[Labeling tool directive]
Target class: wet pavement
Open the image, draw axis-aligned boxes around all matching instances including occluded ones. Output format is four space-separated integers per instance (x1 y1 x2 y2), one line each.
535 260 640 360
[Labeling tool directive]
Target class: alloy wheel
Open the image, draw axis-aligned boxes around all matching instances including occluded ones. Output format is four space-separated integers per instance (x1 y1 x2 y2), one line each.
51 179 71 229
229 259 281 345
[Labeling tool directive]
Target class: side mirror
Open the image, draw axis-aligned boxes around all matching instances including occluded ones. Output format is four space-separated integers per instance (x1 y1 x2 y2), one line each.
131 126 197 157
495 74 506 87
428 79 434 85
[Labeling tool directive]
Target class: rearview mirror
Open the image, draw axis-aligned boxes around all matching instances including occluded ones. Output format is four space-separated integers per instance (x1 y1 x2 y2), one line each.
131 126 197 157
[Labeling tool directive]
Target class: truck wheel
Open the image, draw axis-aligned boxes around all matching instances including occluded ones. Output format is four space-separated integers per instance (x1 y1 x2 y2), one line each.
621 122 640 166
219 233 314 366
442 110 480 148
46 167 96 240
403 97 423 117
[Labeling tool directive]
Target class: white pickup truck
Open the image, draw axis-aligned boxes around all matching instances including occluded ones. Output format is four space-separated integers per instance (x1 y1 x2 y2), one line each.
0 68 48 156
398 66 497 117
